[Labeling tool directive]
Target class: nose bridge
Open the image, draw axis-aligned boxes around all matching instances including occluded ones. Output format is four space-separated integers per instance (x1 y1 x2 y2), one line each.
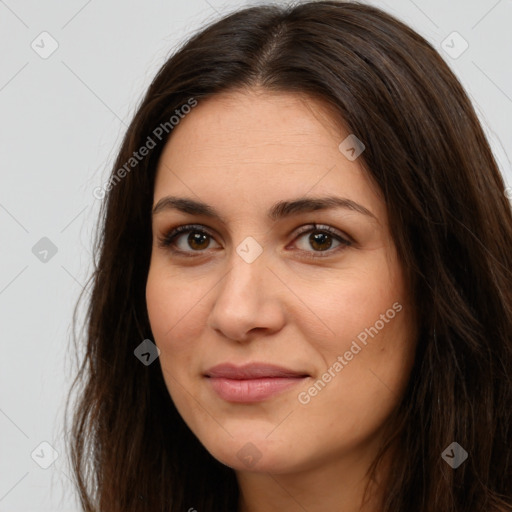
208 243 284 340
217 228 268 293
218 246 267 305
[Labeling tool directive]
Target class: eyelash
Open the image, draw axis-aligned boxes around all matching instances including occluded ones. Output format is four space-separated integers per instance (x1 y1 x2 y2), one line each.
157 223 352 259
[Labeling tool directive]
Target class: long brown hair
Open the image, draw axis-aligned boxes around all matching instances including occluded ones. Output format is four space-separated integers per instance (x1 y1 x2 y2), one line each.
65 1 512 510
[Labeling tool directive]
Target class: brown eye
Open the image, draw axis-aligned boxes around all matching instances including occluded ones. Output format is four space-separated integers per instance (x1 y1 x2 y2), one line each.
308 232 334 251
293 225 351 255
158 225 221 254
187 231 211 250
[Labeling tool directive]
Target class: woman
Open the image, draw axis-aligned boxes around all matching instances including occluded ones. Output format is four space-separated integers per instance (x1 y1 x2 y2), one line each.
66 1 512 511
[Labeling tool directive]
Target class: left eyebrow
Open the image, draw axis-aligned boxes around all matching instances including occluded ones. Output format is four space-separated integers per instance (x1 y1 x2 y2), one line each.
268 196 377 221
151 195 377 221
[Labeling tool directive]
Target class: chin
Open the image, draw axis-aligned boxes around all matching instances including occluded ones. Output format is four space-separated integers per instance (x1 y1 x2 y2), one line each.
201 433 304 474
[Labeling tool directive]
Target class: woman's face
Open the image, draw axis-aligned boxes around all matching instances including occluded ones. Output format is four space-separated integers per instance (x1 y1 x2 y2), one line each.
146 88 417 475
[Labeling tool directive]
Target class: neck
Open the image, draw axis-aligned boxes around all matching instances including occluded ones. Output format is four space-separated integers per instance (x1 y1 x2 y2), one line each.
236 440 393 512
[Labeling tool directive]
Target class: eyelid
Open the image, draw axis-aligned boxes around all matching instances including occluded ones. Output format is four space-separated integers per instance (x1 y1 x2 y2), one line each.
290 223 354 245
285 223 352 259
156 224 220 253
157 222 353 256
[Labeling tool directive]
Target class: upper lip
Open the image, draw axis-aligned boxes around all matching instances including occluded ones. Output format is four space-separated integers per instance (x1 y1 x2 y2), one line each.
204 363 309 379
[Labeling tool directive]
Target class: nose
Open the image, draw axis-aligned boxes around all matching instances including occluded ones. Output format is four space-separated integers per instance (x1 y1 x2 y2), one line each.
207 249 286 343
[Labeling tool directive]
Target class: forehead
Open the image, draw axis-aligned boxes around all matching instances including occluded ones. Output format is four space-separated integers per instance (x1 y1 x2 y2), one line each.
153 88 385 222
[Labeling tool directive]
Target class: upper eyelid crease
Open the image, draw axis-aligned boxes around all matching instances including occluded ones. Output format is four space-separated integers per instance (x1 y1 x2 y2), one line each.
159 224 352 257
151 195 377 222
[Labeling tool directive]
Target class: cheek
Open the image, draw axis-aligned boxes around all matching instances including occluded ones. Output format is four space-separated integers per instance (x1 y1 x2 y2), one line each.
145 265 206 361
146 266 218 440
296 255 406 355
146 257 203 328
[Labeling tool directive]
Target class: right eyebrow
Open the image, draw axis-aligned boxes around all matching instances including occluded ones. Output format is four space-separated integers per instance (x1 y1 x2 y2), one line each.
152 195 377 222
152 196 220 218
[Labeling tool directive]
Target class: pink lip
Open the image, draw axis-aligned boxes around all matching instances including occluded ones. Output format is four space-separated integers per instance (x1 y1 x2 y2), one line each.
204 363 309 403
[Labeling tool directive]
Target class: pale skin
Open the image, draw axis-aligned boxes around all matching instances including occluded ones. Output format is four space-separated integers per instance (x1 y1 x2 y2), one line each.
146 87 418 512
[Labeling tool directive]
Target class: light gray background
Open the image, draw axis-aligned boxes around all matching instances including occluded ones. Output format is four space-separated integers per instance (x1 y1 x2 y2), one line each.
1 0 511 510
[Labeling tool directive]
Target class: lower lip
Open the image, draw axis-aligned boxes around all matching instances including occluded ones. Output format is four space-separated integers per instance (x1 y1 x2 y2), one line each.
207 376 307 403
